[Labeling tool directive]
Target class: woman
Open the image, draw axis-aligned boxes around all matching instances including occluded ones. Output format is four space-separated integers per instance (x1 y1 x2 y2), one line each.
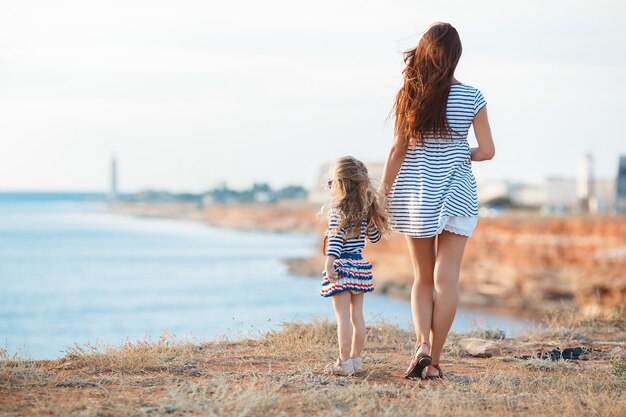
379 22 495 380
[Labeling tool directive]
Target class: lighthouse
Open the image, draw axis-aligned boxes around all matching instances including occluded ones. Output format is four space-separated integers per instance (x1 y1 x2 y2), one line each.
109 155 118 201
576 153 593 213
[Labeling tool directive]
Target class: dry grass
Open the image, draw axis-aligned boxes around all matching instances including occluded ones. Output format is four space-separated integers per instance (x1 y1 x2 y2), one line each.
57 331 201 374
1 312 625 417
0 348 55 390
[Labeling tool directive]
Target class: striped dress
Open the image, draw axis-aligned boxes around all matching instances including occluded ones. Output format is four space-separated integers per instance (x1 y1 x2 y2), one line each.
388 83 486 238
321 213 381 297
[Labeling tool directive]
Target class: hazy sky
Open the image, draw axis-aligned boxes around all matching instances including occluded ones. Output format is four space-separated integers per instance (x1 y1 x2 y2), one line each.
1 0 625 192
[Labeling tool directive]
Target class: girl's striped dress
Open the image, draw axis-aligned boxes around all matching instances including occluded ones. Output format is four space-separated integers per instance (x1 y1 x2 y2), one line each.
388 83 486 238
321 213 381 297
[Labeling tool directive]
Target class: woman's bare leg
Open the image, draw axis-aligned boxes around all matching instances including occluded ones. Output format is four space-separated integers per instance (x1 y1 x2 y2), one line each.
331 290 353 361
428 230 468 376
349 292 366 358
405 236 436 357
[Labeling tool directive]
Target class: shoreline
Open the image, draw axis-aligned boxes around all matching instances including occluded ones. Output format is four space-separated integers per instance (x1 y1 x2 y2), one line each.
108 201 536 319
2 199 534 362
108 200 626 319
109 200 537 321
107 200 319 234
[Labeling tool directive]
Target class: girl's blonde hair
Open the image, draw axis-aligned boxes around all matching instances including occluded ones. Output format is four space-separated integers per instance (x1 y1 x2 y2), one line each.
325 156 390 239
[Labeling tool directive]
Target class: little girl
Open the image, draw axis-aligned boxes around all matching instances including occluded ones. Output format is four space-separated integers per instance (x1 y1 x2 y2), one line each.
321 156 389 376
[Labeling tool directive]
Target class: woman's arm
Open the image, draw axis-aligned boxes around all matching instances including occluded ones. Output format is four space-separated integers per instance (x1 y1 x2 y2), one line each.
379 129 409 195
470 106 495 161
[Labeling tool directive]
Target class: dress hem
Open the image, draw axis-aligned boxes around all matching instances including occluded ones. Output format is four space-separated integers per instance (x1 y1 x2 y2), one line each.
441 224 473 237
391 214 477 238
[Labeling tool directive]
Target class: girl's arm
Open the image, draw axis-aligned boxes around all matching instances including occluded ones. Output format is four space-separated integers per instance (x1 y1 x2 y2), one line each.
325 213 345 257
379 125 409 195
324 213 344 281
470 105 495 162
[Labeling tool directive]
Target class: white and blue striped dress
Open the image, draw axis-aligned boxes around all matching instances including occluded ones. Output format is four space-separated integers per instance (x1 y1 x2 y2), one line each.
321 213 381 297
388 83 486 238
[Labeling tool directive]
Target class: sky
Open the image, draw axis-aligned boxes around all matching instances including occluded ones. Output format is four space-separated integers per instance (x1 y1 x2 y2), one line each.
1 0 625 192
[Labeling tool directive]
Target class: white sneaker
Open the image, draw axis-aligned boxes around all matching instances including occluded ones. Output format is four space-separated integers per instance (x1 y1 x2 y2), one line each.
324 358 354 376
352 357 363 373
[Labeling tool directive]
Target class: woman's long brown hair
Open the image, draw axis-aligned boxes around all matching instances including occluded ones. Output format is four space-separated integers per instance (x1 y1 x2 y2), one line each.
394 22 463 148
326 156 390 239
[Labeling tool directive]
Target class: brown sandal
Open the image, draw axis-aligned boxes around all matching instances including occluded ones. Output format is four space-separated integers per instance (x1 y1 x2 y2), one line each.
404 342 432 380
426 363 444 380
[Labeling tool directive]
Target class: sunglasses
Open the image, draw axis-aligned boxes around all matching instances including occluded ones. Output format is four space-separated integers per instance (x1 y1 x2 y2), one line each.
327 179 333 189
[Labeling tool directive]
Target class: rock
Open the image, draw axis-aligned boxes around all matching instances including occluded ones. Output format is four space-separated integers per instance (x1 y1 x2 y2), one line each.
458 338 502 358
537 348 561 361
162 404 179 414
536 346 593 361
335 378 349 386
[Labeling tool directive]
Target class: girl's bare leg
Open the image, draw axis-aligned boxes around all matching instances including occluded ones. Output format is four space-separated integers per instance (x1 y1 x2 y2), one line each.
349 292 366 358
331 290 352 361
428 230 468 376
405 236 436 357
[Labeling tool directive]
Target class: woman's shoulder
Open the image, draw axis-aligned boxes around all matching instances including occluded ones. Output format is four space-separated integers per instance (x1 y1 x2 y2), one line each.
451 82 481 94
450 83 486 106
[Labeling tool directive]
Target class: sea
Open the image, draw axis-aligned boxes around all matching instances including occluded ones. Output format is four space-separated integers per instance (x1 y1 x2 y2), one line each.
0 193 532 359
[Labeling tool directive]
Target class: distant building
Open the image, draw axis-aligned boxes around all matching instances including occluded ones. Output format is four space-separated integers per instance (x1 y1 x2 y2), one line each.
109 155 118 201
477 180 509 205
510 182 545 208
479 177 614 214
200 182 306 205
543 178 577 212
592 179 616 213
576 153 593 213
616 155 626 213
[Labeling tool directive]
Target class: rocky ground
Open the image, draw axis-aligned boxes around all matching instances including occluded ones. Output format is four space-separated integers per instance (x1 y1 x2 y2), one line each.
367 213 626 315
1 311 624 417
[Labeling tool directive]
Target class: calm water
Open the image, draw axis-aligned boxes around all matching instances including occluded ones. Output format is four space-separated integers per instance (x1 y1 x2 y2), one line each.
0 196 530 359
